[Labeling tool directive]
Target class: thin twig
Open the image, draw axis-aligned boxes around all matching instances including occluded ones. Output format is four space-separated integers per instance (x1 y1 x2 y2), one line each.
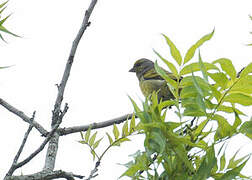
52 0 98 126
58 113 132 136
5 111 36 177
4 120 61 179
0 98 48 136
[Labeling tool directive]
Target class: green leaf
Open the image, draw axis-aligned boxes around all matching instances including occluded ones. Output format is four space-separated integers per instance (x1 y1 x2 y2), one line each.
122 120 129 136
118 137 131 143
172 145 195 171
113 124 120 140
227 149 240 169
154 61 177 88
208 72 229 89
0 33 6 42
198 51 208 82
183 105 206 117
0 1 8 10
192 73 204 97
217 105 244 115
128 96 145 121
231 75 252 94
91 149 96 161
180 62 219 76
194 119 208 136
196 94 206 114
220 158 249 180
209 84 222 101
93 138 103 149
239 120 252 139
220 153 226 171
233 111 242 129
106 132 113 145
0 6 7 15
193 146 217 180
78 140 87 144
0 14 10 26
162 34 182 65
147 131 166 153
212 114 233 140
85 127 91 142
153 49 178 77
159 100 175 110
89 131 97 147
223 93 252 106
213 58 236 80
184 29 214 65
0 25 19 37
239 62 252 78
130 113 136 133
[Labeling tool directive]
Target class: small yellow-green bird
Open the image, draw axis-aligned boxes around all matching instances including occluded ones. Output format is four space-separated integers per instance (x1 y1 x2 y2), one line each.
129 58 180 101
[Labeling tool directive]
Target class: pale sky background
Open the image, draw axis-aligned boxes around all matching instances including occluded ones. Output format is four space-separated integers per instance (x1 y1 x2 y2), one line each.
1 0 252 179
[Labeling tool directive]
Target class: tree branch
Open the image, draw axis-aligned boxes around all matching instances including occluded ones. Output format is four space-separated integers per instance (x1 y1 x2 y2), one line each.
44 104 68 171
5 112 35 177
85 161 100 180
0 98 48 136
52 0 97 126
5 170 84 180
4 120 62 179
58 113 132 136
44 0 98 173
4 0 99 179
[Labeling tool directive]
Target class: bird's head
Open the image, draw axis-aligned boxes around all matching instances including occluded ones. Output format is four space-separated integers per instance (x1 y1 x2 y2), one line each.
129 58 154 80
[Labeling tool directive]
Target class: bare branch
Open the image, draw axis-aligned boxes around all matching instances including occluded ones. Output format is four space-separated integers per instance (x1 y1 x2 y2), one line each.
5 170 84 180
44 0 98 173
52 0 98 126
85 161 100 180
6 112 35 176
4 121 61 178
58 113 133 136
43 132 60 171
0 98 48 136
4 0 99 179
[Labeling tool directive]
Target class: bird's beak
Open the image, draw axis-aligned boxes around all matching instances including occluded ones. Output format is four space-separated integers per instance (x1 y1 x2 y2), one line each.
129 67 136 72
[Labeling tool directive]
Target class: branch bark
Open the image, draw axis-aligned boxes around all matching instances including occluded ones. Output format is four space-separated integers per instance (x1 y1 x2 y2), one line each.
6 113 35 177
0 98 48 136
5 170 84 180
5 0 99 179
44 0 98 172
58 113 132 136
52 0 97 126
4 120 62 179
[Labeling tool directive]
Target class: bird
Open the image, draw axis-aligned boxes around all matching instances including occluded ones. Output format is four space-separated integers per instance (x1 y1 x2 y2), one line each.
129 58 181 101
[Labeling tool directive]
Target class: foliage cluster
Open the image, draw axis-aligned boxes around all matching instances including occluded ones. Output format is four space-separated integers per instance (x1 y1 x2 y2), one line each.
79 30 252 179
124 30 252 179
0 1 18 42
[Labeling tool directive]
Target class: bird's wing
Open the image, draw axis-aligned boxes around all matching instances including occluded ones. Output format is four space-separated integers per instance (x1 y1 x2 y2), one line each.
143 68 178 81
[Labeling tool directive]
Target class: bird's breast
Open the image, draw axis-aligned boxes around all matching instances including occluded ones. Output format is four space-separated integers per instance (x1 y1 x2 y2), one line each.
139 79 165 97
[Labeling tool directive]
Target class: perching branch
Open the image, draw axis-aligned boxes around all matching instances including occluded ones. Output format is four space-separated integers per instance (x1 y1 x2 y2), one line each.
0 98 48 136
58 113 132 136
